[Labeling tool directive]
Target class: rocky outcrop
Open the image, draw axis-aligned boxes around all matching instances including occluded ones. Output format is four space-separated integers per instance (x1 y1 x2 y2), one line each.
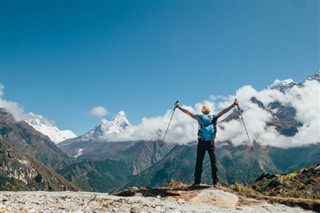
0 140 79 191
0 185 310 212
251 164 320 199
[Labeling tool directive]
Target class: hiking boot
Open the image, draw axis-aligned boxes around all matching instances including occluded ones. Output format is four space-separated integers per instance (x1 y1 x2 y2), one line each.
212 181 221 188
192 182 200 187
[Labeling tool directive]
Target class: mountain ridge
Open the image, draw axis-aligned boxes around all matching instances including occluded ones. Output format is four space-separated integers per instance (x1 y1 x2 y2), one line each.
58 140 175 192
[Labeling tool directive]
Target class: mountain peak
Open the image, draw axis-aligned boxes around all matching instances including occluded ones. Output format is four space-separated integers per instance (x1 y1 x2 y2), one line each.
306 70 320 81
268 79 295 90
113 111 130 125
116 110 126 117
81 111 130 141
25 112 55 127
100 111 130 127
24 112 77 144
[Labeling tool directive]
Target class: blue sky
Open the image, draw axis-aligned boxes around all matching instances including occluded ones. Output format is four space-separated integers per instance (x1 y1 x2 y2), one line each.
1 0 319 135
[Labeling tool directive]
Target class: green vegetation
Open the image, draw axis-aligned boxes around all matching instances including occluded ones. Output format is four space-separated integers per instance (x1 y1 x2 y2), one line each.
0 176 28 191
230 182 260 197
229 165 320 212
250 166 320 199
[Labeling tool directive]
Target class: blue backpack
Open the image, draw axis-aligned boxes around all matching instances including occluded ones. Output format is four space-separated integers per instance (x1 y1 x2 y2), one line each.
198 114 217 141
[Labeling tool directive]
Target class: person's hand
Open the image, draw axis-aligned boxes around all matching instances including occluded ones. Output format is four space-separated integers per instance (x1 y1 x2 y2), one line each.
234 99 239 106
174 101 179 109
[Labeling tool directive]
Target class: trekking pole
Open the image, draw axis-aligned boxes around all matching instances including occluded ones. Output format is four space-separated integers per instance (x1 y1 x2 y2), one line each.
235 99 253 150
162 101 179 143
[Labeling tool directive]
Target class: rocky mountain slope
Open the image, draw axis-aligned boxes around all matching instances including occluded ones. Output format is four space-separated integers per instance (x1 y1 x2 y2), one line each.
230 164 320 212
0 139 78 191
59 157 134 192
0 108 73 170
59 140 175 192
251 164 320 199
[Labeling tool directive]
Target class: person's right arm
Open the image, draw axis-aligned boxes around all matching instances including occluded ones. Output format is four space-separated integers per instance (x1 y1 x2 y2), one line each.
175 102 199 121
216 99 239 120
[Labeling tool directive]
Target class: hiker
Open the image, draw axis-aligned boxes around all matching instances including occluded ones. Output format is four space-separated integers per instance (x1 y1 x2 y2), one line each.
174 100 239 187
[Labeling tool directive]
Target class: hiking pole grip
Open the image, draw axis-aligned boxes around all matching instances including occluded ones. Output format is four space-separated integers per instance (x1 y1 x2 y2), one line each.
174 100 179 110
235 99 240 111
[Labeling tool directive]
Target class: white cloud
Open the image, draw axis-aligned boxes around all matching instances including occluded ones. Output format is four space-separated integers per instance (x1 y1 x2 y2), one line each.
105 101 231 144
103 108 198 144
2 99 25 121
1 84 25 121
106 78 319 148
219 78 320 148
89 106 108 118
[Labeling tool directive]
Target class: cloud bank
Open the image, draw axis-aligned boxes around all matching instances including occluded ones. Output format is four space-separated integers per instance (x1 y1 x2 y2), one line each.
108 78 319 148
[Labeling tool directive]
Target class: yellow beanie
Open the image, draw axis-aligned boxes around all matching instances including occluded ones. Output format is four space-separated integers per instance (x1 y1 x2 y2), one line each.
201 106 211 114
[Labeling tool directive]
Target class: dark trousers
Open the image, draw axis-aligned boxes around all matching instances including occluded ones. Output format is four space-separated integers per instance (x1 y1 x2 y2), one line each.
194 138 218 184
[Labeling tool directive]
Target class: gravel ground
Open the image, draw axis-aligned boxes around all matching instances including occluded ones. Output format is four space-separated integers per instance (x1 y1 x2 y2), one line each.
0 190 312 213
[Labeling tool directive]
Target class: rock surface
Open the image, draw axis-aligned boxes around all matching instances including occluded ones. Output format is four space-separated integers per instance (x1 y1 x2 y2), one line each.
189 189 239 208
0 189 311 213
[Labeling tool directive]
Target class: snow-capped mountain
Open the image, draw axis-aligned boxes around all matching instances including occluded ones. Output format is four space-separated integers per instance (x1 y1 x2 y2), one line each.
267 71 319 91
80 111 131 141
306 70 320 81
24 112 77 144
267 78 296 91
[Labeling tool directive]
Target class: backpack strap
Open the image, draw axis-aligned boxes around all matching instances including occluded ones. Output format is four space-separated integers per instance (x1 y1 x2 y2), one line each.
212 116 218 138
212 116 218 127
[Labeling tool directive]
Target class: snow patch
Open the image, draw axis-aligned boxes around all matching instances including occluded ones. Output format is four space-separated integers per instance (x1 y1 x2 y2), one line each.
74 149 84 158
